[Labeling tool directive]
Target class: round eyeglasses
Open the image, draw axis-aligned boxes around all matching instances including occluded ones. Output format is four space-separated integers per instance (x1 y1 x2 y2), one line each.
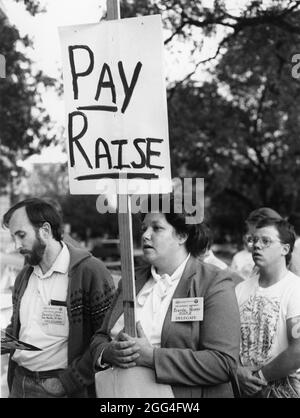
246 235 282 249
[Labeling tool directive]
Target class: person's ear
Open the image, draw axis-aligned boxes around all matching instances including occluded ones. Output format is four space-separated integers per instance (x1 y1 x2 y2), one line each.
178 232 188 245
39 222 52 239
281 243 290 257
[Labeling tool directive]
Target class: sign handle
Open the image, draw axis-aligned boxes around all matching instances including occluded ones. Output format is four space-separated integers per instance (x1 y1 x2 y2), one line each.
106 0 136 337
118 193 136 337
107 0 120 20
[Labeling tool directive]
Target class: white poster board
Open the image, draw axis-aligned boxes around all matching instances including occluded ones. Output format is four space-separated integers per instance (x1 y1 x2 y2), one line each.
59 15 172 195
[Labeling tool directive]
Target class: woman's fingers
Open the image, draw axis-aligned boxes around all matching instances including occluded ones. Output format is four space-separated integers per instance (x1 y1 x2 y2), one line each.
117 352 140 363
136 321 146 338
117 331 135 342
110 339 140 366
113 339 136 350
114 352 140 368
117 361 137 369
117 345 140 357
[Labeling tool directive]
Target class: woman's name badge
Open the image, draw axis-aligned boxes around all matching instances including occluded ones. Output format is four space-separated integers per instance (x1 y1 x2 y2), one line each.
41 306 66 326
171 297 203 322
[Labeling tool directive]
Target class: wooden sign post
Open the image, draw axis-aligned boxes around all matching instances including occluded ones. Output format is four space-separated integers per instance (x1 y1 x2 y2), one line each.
106 0 120 20
106 0 136 337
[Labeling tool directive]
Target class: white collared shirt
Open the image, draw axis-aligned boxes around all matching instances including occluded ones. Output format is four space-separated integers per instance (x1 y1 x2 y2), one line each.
110 254 190 347
13 242 70 371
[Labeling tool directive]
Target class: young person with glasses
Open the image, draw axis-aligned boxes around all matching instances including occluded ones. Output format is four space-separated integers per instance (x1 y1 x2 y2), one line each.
235 218 300 397
231 207 282 281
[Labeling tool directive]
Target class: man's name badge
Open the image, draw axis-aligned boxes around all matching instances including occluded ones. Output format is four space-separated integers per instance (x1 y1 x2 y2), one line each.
171 297 203 322
41 306 66 326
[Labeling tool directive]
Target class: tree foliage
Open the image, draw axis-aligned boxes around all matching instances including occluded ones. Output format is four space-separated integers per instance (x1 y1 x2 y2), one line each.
0 1 56 193
120 0 300 241
23 162 69 198
59 194 142 244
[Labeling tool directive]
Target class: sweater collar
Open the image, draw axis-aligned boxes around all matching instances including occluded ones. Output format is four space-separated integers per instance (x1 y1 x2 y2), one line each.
65 242 91 271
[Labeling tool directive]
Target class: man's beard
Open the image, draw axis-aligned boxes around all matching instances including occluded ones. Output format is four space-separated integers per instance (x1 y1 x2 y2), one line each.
22 234 46 266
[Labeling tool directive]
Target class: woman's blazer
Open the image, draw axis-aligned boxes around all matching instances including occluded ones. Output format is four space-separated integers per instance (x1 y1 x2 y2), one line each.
91 257 241 398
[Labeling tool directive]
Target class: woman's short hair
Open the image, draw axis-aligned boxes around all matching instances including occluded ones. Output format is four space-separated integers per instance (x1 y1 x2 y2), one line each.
3 198 63 242
140 194 209 257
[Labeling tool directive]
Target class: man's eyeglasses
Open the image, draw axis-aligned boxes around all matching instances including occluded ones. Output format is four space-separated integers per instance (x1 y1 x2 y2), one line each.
246 235 282 249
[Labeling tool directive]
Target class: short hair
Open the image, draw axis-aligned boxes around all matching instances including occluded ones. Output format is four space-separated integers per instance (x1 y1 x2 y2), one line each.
2 198 63 242
255 218 296 265
140 194 208 257
288 212 300 236
246 207 282 226
43 198 63 219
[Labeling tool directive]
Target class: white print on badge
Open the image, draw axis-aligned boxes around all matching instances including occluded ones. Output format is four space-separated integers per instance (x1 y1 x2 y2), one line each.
171 297 203 322
41 306 66 326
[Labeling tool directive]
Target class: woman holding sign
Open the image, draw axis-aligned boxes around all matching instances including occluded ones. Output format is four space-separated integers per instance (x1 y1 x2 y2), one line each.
91 194 240 398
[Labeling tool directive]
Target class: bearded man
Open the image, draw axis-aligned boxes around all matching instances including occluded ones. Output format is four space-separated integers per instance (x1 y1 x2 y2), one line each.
2 198 115 398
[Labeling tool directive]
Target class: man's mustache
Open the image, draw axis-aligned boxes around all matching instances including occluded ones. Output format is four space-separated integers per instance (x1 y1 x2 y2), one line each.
19 250 30 255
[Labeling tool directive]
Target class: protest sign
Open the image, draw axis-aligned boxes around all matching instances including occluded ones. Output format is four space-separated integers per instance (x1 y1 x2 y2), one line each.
59 14 172 195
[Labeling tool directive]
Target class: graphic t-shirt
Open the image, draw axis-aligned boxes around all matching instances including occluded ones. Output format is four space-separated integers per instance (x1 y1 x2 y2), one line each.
235 271 300 372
